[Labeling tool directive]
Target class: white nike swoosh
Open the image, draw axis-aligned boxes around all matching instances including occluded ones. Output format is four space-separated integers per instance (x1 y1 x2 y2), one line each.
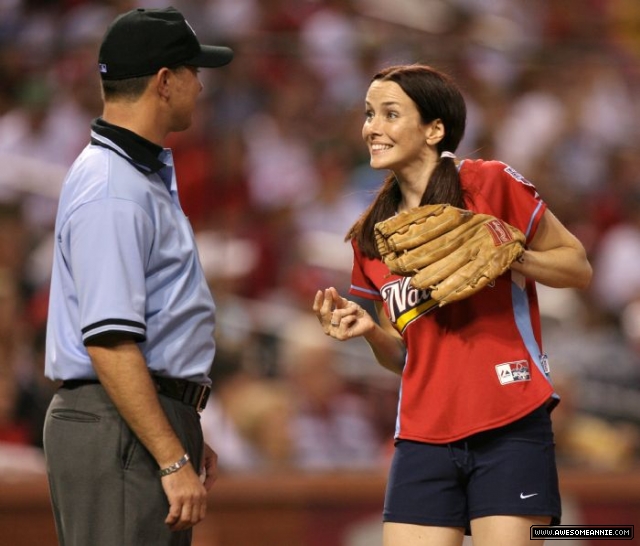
520 492 538 499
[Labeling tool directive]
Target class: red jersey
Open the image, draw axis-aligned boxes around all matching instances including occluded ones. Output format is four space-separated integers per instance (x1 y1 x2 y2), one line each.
350 159 556 443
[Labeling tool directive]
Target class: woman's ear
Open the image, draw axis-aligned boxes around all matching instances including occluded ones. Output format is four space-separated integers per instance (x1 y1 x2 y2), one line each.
425 118 445 146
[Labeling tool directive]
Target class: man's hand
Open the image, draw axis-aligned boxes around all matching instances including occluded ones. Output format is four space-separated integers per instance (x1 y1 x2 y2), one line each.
201 442 218 491
161 462 208 531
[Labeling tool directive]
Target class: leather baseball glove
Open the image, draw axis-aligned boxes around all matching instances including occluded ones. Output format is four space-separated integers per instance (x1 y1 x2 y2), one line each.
374 204 525 306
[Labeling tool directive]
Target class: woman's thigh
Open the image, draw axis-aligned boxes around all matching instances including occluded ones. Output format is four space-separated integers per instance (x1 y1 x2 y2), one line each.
470 514 551 546
383 522 465 546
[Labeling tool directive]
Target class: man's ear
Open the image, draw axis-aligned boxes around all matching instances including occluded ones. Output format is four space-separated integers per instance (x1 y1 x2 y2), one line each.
425 118 445 146
156 68 172 101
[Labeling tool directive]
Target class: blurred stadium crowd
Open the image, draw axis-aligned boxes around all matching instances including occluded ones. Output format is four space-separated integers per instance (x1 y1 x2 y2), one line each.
1 0 640 474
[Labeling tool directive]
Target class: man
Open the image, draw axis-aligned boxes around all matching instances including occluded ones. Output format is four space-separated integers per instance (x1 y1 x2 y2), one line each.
43 7 233 546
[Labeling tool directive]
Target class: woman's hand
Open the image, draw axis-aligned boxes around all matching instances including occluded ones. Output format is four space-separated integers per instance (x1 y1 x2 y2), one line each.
313 287 376 340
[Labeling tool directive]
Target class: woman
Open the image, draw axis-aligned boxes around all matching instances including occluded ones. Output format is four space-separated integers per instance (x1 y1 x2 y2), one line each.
313 64 592 546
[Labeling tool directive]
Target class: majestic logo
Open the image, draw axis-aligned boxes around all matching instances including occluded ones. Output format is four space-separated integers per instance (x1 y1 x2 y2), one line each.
380 277 437 333
495 360 531 385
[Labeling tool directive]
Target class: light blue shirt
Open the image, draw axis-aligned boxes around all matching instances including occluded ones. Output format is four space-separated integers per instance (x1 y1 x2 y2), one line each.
45 119 216 383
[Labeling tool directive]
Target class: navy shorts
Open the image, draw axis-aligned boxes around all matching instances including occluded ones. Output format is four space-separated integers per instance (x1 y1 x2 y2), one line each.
383 405 561 534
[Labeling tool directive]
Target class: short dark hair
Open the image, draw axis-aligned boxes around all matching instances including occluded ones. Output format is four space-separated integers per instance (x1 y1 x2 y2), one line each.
101 65 192 101
102 74 153 101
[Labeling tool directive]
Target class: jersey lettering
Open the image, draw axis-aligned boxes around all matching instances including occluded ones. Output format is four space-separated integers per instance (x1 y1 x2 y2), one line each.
381 277 437 332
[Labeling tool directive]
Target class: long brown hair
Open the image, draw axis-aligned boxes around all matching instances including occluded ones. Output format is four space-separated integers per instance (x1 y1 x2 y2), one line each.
347 64 467 258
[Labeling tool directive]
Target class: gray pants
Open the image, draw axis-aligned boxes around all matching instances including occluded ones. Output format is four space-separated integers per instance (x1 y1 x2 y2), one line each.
43 382 204 546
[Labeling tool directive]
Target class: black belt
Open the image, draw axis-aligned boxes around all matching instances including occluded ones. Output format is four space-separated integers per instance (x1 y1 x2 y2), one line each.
153 376 211 413
62 376 211 413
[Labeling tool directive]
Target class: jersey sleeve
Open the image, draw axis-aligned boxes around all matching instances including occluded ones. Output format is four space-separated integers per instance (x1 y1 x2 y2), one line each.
61 198 153 344
475 161 547 244
349 239 382 301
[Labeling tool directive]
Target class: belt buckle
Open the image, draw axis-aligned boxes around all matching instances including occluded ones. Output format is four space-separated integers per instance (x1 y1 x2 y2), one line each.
196 385 211 412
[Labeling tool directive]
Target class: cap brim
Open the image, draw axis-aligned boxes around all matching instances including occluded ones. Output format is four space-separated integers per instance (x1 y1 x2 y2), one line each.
188 45 234 68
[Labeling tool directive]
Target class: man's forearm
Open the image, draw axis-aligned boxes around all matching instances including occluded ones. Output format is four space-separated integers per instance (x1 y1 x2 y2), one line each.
87 340 186 469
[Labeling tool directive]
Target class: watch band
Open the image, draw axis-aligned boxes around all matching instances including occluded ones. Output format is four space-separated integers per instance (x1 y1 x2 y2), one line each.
159 453 190 477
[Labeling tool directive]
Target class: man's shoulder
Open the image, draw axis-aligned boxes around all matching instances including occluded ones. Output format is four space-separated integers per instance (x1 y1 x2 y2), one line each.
65 144 152 200
60 146 110 202
57 145 155 228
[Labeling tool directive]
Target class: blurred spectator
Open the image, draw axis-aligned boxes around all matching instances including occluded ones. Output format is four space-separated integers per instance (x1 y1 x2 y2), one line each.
242 90 320 211
538 284 640 468
492 63 566 176
552 372 640 471
201 368 295 472
294 139 367 237
590 190 640 317
0 366 30 445
621 296 640 356
299 0 366 107
279 315 384 471
0 265 52 448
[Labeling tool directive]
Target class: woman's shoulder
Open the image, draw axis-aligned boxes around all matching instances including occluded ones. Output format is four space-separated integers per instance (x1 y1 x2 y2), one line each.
461 158 537 195
459 158 534 212
459 157 509 176
458 158 510 194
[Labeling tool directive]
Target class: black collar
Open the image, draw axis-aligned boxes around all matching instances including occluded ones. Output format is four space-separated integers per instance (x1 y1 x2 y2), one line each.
91 118 166 174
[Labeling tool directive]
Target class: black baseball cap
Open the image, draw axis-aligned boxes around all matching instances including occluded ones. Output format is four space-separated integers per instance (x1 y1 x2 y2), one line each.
98 6 233 81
